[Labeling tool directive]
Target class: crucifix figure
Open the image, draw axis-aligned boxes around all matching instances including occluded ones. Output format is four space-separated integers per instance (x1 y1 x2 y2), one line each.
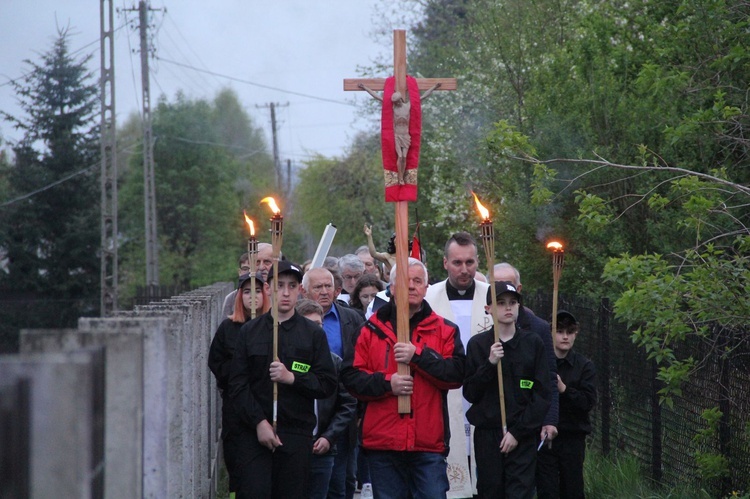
358 82 442 186
345 31 456 202
344 30 456 415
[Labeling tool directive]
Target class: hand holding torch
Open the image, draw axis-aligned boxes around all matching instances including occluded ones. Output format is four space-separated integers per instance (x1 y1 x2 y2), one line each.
473 192 507 436
261 197 283 432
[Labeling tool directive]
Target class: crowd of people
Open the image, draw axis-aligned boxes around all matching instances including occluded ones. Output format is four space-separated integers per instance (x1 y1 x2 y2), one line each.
208 230 597 499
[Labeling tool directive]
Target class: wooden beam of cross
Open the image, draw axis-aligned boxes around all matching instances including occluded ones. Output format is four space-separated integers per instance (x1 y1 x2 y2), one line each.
345 30 456 414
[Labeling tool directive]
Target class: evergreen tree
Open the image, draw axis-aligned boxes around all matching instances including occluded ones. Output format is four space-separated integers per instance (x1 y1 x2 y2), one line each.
0 28 100 321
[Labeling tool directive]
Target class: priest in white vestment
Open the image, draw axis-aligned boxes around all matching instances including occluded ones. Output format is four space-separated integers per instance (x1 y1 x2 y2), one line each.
425 232 491 498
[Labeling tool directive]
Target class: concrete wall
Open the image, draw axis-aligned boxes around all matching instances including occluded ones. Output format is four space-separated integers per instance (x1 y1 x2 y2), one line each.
0 348 105 499
9 281 232 499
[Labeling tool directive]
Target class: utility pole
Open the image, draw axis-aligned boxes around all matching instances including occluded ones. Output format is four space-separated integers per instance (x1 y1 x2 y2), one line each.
256 102 289 191
124 1 161 286
140 0 159 286
100 0 118 316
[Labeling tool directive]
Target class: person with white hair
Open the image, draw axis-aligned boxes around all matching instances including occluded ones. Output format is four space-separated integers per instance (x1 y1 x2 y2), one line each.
342 258 466 499
337 254 366 305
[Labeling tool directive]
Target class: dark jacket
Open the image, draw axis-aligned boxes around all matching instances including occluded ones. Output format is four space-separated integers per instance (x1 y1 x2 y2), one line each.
315 353 357 453
208 317 247 438
518 306 559 427
228 311 337 436
209 317 245 393
464 327 551 442
331 302 365 445
557 350 597 435
342 301 465 454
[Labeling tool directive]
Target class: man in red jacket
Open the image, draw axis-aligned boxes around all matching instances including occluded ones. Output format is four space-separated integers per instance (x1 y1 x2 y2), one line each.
341 257 466 499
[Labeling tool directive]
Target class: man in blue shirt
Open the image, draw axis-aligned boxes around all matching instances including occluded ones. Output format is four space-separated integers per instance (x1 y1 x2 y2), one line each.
303 267 364 499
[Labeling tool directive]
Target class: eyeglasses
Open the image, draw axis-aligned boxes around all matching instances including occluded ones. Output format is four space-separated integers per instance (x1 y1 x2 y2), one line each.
342 274 362 281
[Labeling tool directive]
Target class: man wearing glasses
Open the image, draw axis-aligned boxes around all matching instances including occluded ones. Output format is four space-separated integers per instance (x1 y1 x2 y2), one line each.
337 254 366 305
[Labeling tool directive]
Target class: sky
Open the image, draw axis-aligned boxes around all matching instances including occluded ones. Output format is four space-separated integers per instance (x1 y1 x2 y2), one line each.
1 1 417 163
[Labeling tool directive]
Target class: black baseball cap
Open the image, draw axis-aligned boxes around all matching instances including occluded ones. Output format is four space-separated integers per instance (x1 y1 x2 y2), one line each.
486 281 522 305
557 310 578 326
238 272 265 288
267 260 303 283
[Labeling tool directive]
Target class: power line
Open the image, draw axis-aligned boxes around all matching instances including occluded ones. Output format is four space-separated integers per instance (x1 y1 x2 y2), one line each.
0 22 129 90
155 56 356 107
162 11 222 89
165 135 266 155
0 164 97 209
0 140 140 209
120 1 144 119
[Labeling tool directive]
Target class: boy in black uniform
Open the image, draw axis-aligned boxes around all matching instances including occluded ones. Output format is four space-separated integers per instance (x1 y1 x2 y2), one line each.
463 281 551 498
536 311 597 499
228 260 338 498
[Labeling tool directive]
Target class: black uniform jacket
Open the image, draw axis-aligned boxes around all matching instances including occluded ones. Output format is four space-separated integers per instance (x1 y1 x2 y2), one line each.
209 317 246 393
464 327 551 442
228 311 337 436
557 350 597 435
518 306 559 427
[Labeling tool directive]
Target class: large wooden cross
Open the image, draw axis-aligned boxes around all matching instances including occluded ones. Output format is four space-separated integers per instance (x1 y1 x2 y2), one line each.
344 30 456 413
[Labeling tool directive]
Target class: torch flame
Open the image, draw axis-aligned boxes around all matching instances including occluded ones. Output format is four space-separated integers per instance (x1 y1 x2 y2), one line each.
260 197 281 215
472 191 490 221
243 210 255 236
547 241 564 252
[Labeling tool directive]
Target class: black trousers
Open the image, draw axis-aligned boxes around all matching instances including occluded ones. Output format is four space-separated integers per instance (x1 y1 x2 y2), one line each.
221 399 243 492
234 428 312 498
474 427 536 499
535 432 586 499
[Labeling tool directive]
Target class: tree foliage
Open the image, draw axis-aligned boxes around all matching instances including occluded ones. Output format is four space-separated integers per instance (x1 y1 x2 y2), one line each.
291 132 392 261
369 0 750 408
0 28 100 319
118 88 275 300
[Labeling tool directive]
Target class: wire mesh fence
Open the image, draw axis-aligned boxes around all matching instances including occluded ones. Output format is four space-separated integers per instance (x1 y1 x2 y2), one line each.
526 291 750 496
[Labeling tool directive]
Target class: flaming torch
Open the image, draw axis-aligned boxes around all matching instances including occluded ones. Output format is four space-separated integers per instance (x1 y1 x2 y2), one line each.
546 241 565 344
261 196 283 432
244 210 258 319
473 192 507 435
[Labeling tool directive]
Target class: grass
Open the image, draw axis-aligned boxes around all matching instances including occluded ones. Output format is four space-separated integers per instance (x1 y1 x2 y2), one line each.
584 450 719 499
215 445 748 498
216 458 230 498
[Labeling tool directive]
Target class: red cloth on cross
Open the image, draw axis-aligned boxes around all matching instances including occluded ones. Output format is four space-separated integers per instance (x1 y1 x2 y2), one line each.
381 76 421 202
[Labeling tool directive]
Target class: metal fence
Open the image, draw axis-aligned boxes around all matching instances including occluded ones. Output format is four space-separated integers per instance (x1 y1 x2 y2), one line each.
526 291 750 496
0 294 94 354
133 284 189 307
